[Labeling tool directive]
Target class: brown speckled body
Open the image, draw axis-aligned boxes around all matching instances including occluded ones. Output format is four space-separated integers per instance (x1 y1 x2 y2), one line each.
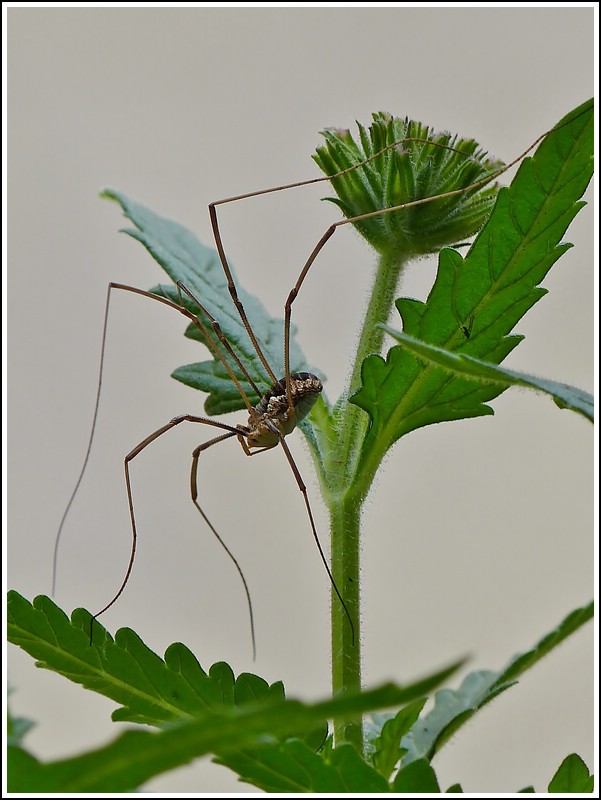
240 372 322 448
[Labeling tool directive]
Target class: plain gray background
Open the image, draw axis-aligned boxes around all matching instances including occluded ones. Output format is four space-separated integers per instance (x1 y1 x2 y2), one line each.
8 6 594 794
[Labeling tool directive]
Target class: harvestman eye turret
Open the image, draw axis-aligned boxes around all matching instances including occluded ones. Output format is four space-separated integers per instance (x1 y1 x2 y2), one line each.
52 119 568 657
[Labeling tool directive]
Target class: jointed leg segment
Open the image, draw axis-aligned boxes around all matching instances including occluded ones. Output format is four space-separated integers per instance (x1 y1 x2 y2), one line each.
94 412 248 621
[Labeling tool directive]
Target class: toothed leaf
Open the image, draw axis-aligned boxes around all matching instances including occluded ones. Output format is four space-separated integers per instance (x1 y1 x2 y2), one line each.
351 100 593 470
401 602 593 764
102 190 315 415
383 329 593 422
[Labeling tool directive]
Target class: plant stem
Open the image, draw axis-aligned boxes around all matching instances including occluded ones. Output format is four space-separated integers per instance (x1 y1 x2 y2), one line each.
328 248 409 750
329 494 362 749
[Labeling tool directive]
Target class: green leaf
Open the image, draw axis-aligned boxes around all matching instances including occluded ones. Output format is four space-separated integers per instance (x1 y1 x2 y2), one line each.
9 699 400 793
382 329 594 422
371 697 426 779
393 758 441 792
170 358 260 415
7 591 285 727
8 592 461 727
447 783 464 792
8 591 464 789
7 745 44 793
402 601 593 764
102 190 314 415
491 602 593 685
351 99 593 468
216 740 390 793
548 753 594 793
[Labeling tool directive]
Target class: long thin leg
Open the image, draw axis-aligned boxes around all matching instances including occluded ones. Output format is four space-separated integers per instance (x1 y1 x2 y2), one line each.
53 282 113 596
93 414 246 623
174 280 262 422
176 281 262 396
209 203 279 387
210 136 485 209
237 427 354 645
275 432 355 645
54 280 263 597
190 434 257 659
153 282 259 418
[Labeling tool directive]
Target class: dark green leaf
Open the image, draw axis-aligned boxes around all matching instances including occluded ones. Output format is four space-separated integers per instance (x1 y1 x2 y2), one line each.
216 740 343 793
328 743 391 792
301 722 329 752
216 740 390 793
351 100 593 464
372 697 426 779
447 783 464 792
393 758 440 792
8 591 464 789
170 359 260 414
402 601 593 764
383 329 593 422
10 715 389 793
8 745 44 793
498 602 593 684
548 753 594 792
102 191 314 415
6 603 463 792
234 671 285 706
7 592 284 726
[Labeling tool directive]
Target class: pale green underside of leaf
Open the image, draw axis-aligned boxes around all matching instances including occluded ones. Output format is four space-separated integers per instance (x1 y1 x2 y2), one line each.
101 190 314 416
351 99 593 469
382 329 594 422
7 591 462 791
7 706 36 748
358 605 593 789
400 601 593 764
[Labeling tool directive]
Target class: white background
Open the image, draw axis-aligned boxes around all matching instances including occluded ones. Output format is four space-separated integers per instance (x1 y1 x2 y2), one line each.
7 5 595 794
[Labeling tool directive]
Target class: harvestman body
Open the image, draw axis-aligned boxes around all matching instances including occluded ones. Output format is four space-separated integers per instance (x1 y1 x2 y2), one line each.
53 119 566 656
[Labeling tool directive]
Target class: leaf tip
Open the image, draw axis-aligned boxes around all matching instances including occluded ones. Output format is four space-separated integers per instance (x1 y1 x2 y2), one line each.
99 187 119 203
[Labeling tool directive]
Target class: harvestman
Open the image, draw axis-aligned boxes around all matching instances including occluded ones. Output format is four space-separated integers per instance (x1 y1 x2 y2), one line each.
52 120 566 656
